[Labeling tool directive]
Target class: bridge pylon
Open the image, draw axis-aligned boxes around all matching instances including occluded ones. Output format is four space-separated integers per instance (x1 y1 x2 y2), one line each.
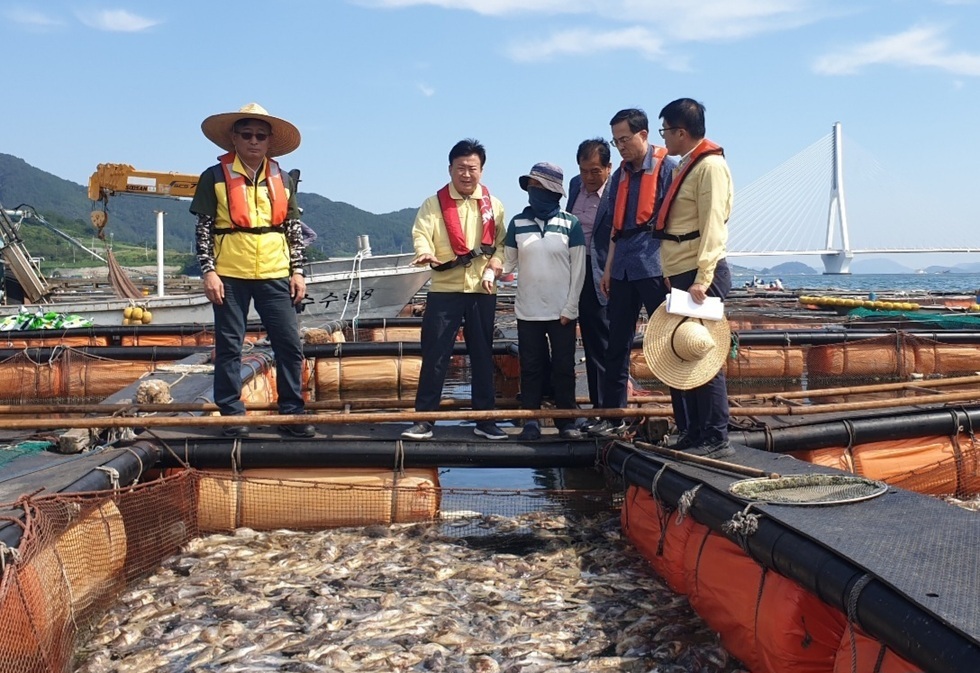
822 121 851 274
821 251 853 274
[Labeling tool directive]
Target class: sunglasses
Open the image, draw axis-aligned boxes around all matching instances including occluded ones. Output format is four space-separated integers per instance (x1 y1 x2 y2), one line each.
236 131 270 141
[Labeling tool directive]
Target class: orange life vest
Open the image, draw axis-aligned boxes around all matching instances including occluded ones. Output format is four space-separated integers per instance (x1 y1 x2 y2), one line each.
611 146 668 241
655 139 724 234
432 184 496 271
218 152 289 229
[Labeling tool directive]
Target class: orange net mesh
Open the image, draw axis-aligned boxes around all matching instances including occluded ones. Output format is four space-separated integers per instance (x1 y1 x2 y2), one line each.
0 469 622 672
0 350 168 405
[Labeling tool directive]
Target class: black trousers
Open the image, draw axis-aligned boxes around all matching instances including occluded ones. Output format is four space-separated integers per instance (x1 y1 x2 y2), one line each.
415 292 497 412
602 275 667 409
666 259 732 442
577 258 610 408
213 277 306 417
517 318 577 431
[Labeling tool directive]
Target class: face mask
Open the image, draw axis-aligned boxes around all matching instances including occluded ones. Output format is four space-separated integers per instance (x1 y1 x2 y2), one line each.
527 187 561 221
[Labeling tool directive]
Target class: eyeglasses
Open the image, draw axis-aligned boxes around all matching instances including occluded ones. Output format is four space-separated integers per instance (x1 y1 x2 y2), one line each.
611 133 636 147
236 131 271 141
658 127 680 138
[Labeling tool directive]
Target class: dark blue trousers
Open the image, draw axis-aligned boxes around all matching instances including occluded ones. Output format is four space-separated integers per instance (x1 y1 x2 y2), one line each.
415 292 497 412
602 275 667 409
666 259 732 443
213 277 306 417
578 258 610 408
517 318 577 431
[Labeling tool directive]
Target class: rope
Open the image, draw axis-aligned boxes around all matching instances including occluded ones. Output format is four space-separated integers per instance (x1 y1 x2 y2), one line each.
142 429 190 470
338 250 369 324
675 484 701 524
842 419 856 472
230 438 242 474
96 465 120 490
846 573 874 673
651 464 668 502
0 541 21 572
393 439 405 475
723 502 762 550
121 446 146 482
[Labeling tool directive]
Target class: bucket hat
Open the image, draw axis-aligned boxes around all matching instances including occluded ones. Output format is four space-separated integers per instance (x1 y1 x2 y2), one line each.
201 102 301 157
519 162 565 196
643 304 731 390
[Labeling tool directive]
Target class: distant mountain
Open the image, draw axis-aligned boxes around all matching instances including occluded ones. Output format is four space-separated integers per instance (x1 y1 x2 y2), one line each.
0 153 416 261
761 261 819 275
849 258 916 274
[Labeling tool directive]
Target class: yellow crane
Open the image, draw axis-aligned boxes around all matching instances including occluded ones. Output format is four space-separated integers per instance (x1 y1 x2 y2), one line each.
87 163 199 231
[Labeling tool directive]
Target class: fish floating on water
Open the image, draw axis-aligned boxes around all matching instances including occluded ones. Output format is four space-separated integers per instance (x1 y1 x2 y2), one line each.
75 511 747 672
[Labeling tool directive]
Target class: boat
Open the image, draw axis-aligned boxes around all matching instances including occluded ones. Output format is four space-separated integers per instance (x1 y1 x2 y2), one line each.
0 207 430 327
0 250 429 327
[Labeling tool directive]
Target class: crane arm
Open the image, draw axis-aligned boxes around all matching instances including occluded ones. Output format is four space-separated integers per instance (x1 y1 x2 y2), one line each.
87 163 199 202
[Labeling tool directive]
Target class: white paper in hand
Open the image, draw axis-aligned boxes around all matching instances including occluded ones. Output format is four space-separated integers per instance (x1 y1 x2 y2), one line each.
666 288 725 321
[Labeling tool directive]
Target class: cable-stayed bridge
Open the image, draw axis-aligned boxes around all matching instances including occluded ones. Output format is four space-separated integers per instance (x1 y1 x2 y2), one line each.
727 123 980 274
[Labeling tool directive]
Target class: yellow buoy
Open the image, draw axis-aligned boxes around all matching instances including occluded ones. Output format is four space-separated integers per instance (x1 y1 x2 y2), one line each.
131 307 144 321
141 310 153 324
123 306 134 320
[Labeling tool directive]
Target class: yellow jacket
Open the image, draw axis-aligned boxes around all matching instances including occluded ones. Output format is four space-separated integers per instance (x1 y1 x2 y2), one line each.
412 184 506 293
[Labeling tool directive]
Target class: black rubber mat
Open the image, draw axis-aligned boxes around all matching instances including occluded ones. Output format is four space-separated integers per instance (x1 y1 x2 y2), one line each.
633 443 980 643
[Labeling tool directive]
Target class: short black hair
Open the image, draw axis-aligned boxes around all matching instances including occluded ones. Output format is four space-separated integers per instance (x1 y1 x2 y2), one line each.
576 138 611 166
449 138 486 167
659 98 706 139
233 118 271 133
609 108 648 134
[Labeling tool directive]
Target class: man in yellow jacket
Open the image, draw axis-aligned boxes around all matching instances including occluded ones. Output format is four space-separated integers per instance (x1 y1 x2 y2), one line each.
190 103 314 439
402 139 507 441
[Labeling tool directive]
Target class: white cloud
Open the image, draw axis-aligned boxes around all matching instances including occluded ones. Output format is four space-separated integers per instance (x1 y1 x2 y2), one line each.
76 9 161 32
4 8 64 30
359 0 830 63
417 83 435 96
814 25 980 76
506 27 665 62
357 0 583 15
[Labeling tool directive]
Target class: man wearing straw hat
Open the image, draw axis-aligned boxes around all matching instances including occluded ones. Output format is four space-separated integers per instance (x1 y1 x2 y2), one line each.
651 98 734 458
190 103 315 440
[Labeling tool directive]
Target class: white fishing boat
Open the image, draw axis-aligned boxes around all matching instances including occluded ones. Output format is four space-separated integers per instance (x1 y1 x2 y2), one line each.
0 248 429 328
0 203 429 328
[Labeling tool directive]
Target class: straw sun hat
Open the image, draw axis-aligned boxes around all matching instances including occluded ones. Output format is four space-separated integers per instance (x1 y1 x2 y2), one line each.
201 102 301 157
643 304 731 390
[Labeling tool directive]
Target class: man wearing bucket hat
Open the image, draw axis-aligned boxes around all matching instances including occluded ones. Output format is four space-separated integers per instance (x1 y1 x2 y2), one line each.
652 98 734 458
503 162 586 441
190 103 315 439
401 139 507 441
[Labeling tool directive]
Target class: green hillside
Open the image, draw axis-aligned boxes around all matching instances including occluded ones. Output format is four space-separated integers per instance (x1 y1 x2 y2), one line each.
0 153 417 266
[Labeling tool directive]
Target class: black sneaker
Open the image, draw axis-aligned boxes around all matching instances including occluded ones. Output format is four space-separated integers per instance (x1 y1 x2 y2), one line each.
278 422 316 438
401 422 433 440
518 422 541 441
578 417 601 432
474 422 507 440
223 425 249 438
588 419 628 438
686 439 735 459
559 426 584 440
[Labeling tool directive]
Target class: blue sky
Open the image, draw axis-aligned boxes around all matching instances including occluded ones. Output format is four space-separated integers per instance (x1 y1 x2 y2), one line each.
3 0 979 269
